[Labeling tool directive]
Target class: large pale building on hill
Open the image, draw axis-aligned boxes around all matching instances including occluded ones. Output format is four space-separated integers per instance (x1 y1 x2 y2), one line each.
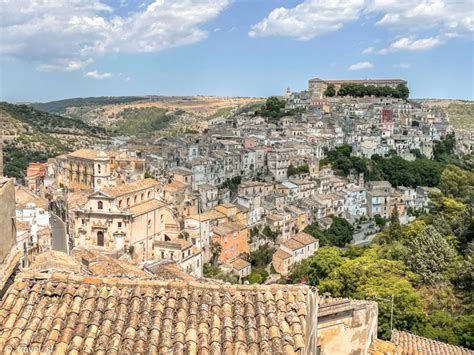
308 78 408 99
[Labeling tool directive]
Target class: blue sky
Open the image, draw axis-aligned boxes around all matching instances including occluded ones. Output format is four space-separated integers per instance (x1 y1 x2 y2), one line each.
0 0 472 102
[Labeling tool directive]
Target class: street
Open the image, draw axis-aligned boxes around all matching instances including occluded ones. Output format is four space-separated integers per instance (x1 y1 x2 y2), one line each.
50 213 67 253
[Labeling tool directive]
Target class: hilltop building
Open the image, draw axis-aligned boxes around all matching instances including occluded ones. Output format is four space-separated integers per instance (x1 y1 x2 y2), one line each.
308 78 408 99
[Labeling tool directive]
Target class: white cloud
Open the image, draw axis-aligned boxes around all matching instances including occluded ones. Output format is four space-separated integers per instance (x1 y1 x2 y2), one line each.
371 0 473 34
393 62 411 69
380 36 444 53
348 61 374 70
0 0 230 71
362 46 375 54
249 0 365 40
84 70 113 79
250 0 472 49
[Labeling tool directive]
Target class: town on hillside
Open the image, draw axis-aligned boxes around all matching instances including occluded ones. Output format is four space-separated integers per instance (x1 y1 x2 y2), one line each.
1 77 473 354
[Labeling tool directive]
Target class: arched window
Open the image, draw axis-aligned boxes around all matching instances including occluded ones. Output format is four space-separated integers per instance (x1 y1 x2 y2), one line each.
126 198 130 206
97 231 104 246
118 200 122 208
147 191 151 198
141 193 144 201
134 195 137 204
97 201 103 210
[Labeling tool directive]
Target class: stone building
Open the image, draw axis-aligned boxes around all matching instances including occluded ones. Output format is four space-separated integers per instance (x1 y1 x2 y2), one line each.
272 232 319 276
211 221 249 263
71 179 180 261
309 78 408 99
55 149 113 191
55 149 145 192
0 178 21 292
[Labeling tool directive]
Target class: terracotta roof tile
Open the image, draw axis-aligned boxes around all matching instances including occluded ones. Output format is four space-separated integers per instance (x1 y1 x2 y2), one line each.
391 330 473 355
0 273 316 354
101 179 159 198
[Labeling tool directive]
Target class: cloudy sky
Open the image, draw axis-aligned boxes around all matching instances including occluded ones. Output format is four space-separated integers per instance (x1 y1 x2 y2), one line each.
0 0 472 102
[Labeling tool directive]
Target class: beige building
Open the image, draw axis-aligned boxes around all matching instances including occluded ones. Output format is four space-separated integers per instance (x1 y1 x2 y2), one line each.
309 78 408 99
55 149 145 191
152 239 202 278
72 179 180 261
272 232 319 276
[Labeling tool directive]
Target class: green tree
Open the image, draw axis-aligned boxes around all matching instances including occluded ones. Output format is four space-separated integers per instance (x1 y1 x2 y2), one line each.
210 241 222 266
326 217 354 247
395 83 410 99
324 84 336 97
318 252 425 339
439 164 474 199
262 225 279 242
406 225 456 285
388 207 402 239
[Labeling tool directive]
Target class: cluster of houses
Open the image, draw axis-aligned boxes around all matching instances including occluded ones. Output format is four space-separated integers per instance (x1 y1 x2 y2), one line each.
0 80 472 354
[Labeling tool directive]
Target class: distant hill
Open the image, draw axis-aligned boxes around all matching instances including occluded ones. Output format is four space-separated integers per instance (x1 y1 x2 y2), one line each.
31 96 146 114
1 102 106 136
1 102 107 181
29 95 264 137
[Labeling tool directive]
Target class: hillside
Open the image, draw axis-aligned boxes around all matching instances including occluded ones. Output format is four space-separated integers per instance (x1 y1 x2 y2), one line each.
31 96 264 137
448 102 474 131
1 102 106 181
31 96 146 113
416 100 474 131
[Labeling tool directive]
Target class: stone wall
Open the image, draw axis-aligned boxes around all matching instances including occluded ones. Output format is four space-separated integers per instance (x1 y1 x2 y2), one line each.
0 178 16 263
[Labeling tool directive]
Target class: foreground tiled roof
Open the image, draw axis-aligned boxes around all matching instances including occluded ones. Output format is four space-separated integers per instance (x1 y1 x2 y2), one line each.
0 272 315 354
391 330 473 355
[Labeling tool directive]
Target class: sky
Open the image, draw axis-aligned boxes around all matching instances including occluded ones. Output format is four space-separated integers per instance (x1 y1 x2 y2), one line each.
0 0 473 102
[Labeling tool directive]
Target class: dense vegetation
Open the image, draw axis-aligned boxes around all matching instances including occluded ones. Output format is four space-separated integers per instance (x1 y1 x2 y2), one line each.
109 107 176 135
287 164 309 177
289 161 474 348
324 83 409 99
320 136 473 191
1 102 107 182
255 96 299 121
3 145 55 182
0 102 105 135
31 96 146 113
304 217 354 247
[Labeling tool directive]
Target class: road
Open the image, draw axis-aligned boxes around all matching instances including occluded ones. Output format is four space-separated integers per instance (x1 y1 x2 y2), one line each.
50 213 67 253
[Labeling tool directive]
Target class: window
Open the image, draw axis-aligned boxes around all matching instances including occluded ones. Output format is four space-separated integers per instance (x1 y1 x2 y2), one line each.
161 251 164 259
97 201 103 210
126 198 130 206
134 195 137 204
141 193 144 201
118 200 122 208
81 219 85 225
97 164 101 174
147 191 151 198
170 252 174 260
118 222 122 228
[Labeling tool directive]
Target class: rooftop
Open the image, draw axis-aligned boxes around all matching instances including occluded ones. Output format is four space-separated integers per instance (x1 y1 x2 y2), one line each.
68 149 109 160
0 272 314 354
101 179 159 198
213 222 247 236
129 199 167 216
391 330 472 355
